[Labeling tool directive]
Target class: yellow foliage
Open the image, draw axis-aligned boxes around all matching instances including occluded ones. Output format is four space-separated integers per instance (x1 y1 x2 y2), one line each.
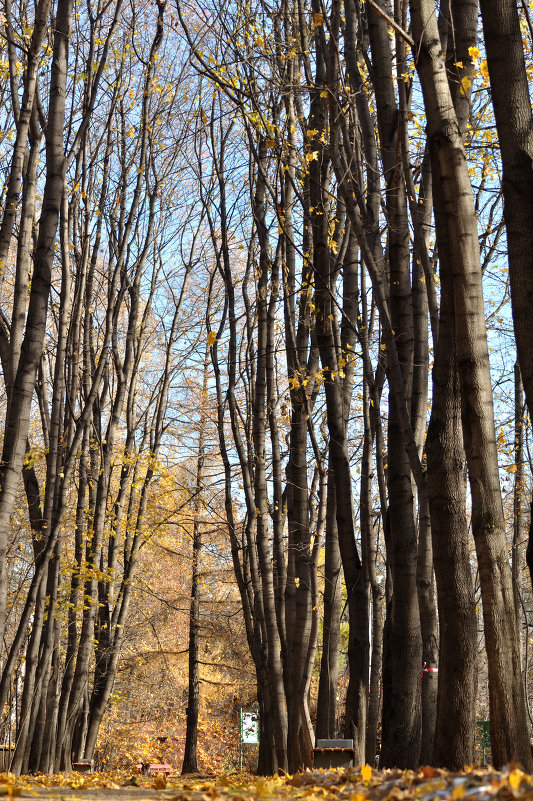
460 75 472 95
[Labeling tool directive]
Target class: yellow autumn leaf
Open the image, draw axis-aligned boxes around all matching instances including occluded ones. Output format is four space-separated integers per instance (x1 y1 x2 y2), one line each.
468 45 481 60
305 150 319 162
509 769 525 790
460 75 472 95
452 784 466 799
313 12 324 27
361 763 372 782
290 375 299 389
207 330 218 346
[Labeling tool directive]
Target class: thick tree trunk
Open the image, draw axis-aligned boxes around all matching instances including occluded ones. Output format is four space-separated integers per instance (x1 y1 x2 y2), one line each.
478 0 533 610
477 0 533 434
380 411 421 769
411 0 532 768
366 1 421 768
310 11 370 759
313 199 369 764
426 254 476 769
0 0 72 653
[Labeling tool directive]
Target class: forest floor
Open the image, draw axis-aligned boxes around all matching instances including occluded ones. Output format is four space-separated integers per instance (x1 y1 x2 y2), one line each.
0 765 531 801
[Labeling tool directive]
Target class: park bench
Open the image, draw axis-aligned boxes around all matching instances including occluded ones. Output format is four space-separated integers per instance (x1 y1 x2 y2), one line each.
73 760 94 773
137 761 173 776
312 739 356 769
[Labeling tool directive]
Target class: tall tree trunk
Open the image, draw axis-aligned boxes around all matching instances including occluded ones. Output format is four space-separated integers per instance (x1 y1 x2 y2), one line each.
410 0 532 768
315 472 342 740
182 349 209 774
0 0 73 655
426 253 477 769
513 364 524 638
366 0 421 767
477 0 533 603
477 0 533 436
312 4 370 760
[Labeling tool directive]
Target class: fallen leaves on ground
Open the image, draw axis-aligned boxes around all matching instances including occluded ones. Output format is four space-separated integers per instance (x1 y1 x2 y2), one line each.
0 765 531 801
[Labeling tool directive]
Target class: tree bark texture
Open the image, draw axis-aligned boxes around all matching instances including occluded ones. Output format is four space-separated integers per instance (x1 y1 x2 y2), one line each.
411 0 532 768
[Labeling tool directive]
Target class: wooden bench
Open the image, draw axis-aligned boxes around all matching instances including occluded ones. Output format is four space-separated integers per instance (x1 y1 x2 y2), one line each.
137 761 173 776
312 739 356 769
73 760 94 773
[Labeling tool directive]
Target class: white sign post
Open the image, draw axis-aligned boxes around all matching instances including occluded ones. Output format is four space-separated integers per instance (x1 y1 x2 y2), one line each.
240 709 259 771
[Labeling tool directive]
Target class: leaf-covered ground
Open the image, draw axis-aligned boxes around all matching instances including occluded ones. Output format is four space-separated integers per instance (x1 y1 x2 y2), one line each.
0 765 533 801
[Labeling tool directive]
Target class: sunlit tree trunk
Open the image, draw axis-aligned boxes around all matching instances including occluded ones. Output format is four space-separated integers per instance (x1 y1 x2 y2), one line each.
411 0 532 768
0 0 72 653
315 471 342 740
477 0 533 600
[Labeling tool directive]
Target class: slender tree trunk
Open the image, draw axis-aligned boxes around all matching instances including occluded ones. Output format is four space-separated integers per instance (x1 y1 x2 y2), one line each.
315 472 342 740
55 427 91 768
361 385 383 765
513 364 524 639
10 574 47 774
182 349 209 774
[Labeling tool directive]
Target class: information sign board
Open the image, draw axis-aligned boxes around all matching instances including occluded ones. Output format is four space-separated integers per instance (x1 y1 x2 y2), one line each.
242 712 259 744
